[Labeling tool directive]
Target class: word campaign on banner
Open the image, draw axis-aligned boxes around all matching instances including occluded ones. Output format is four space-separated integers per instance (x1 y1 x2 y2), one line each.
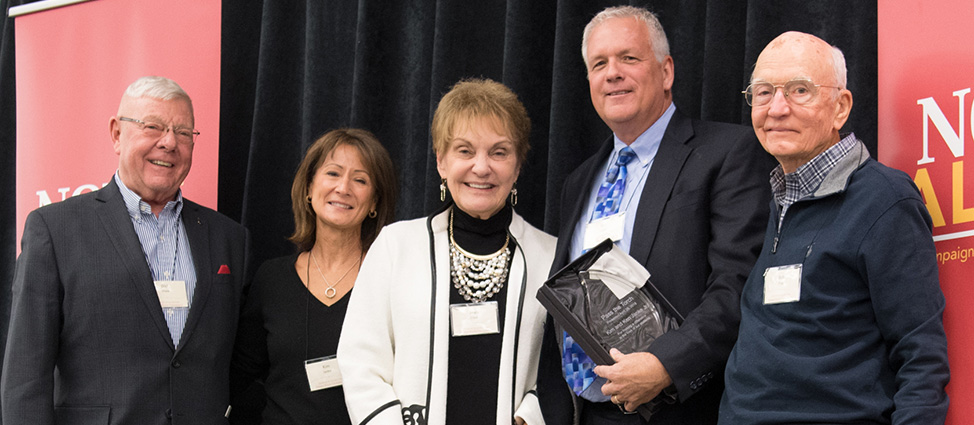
879 1 974 423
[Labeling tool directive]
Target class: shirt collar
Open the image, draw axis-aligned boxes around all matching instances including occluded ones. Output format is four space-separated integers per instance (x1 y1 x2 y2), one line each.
611 102 675 166
771 132 859 207
114 171 184 219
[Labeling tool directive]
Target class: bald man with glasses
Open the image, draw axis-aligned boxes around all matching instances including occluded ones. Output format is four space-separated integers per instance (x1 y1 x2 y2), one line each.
719 31 950 425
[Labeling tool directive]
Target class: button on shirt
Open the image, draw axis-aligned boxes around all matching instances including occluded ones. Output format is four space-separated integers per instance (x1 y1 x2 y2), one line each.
570 103 675 261
115 173 197 347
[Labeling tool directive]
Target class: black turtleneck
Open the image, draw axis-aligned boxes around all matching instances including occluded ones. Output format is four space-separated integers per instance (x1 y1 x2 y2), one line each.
446 203 516 425
450 202 513 254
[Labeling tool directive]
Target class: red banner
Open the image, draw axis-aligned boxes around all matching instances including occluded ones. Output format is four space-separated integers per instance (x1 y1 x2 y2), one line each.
14 0 221 249
879 2 973 422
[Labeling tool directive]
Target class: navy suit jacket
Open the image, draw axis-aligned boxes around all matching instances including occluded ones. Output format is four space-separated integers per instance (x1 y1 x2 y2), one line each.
538 110 775 424
2 178 250 425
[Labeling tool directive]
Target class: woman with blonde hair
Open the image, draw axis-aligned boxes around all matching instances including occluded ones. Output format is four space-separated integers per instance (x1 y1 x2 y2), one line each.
339 79 555 425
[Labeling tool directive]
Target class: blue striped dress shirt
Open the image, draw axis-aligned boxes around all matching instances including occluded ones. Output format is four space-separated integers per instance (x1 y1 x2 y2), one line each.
569 103 675 261
114 172 197 348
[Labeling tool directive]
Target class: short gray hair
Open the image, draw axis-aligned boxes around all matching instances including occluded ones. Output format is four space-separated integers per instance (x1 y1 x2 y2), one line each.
831 46 847 90
123 76 193 113
581 6 670 68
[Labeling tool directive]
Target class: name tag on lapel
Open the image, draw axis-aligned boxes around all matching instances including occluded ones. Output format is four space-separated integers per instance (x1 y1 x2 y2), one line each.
583 212 626 250
154 280 189 308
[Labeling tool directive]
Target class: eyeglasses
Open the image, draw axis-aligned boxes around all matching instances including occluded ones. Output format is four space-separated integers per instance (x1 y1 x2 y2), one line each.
118 116 199 144
742 79 840 107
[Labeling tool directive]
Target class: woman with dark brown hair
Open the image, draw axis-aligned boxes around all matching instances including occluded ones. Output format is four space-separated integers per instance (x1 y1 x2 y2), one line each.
230 128 397 424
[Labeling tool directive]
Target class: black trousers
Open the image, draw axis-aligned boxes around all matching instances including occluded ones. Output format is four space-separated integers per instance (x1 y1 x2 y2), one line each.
579 399 646 425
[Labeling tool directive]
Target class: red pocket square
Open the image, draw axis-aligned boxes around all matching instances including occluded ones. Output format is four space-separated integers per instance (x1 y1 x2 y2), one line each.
218 265 231 275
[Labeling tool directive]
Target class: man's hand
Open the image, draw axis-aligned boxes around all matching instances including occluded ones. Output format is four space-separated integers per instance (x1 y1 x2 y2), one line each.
595 348 672 412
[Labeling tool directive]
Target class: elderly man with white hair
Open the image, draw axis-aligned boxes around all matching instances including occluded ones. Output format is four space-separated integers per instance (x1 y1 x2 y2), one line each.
719 31 950 425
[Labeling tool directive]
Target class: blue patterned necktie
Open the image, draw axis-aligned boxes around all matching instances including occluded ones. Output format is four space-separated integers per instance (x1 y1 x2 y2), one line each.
562 147 638 397
563 331 598 395
592 147 637 220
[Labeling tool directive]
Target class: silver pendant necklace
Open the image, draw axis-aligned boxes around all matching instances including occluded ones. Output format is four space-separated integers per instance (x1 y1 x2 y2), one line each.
310 248 360 298
449 209 511 303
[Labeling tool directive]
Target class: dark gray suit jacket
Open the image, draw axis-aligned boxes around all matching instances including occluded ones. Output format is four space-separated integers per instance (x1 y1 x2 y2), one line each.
537 110 776 424
2 178 250 425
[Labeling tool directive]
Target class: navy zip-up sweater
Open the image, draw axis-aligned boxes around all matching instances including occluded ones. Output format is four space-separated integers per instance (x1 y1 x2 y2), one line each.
720 141 949 425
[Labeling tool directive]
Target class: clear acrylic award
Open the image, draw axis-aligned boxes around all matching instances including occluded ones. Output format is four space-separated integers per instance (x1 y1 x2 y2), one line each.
538 239 683 420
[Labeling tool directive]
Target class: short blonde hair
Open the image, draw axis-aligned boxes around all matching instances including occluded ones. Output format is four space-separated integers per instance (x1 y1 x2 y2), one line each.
431 78 530 166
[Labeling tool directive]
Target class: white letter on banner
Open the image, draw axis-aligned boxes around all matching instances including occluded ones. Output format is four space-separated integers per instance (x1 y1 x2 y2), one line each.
917 88 969 165
35 190 52 207
72 184 100 196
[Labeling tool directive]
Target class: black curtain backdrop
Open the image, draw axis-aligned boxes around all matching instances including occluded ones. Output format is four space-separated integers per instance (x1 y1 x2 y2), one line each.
219 0 877 269
0 0 875 421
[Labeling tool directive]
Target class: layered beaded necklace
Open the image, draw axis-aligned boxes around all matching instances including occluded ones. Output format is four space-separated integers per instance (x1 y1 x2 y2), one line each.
449 209 511 303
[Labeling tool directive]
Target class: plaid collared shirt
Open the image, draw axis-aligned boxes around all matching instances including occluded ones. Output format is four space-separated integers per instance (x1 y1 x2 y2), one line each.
770 133 858 229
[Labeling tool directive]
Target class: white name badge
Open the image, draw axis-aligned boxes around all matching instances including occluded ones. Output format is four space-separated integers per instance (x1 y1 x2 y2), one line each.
763 264 802 305
450 302 500 337
583 212 627 251
154 280 189 308
305 356 342 391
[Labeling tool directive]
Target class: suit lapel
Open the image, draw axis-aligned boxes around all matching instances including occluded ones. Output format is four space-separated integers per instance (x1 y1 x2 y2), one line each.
176 200 212 354
553 138 614 269
628 111 694 266
95 179 176 351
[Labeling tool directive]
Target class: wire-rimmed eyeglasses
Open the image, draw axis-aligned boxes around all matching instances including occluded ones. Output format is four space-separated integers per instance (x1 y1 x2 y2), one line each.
742 79 840 107
118 116 199 144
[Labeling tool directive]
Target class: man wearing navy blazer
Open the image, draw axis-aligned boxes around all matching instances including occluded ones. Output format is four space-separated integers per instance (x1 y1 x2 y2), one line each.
537 6 774 424
2 76 249 425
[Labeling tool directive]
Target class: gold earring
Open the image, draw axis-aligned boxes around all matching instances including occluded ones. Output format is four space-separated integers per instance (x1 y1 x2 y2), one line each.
369 210 377 218
306 196 312 203
439 179 447 202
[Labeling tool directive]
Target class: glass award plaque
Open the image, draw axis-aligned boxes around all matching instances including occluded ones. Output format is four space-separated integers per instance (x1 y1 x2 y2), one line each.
537 239 684 420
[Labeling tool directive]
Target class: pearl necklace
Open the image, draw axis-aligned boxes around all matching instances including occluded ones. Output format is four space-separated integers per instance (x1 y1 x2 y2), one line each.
449 209 511 303
310 249 360 298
